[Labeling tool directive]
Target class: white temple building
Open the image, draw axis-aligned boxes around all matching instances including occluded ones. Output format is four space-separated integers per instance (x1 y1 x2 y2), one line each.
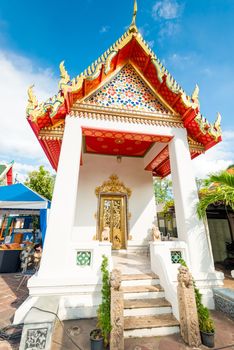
15 1 224 338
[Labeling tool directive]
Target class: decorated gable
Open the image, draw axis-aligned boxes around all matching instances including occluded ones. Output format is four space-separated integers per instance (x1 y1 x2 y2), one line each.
85 64 170 114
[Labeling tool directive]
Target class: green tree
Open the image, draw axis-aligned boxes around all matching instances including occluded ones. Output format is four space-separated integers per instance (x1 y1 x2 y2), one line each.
154 177 173 204
197 170 234 219
25 166 55 200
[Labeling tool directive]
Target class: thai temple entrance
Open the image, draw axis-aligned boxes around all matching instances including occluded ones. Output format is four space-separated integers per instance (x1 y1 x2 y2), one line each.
99 194 127 250
95 174 131 250
15 1 225 346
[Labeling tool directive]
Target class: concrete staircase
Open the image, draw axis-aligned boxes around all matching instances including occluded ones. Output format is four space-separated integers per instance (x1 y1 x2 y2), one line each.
121 272 180 338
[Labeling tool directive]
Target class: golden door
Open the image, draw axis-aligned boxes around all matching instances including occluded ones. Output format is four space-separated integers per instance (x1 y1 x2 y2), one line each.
99 195 126 250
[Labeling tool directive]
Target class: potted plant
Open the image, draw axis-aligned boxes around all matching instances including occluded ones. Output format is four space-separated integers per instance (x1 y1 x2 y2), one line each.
195 286 215 348
90 255 111 350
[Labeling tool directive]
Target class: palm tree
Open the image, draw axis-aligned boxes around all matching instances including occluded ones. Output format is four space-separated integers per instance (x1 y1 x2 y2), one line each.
197 169 234 219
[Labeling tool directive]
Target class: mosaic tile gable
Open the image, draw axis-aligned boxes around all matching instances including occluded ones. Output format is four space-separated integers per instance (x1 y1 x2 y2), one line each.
85 64 169 114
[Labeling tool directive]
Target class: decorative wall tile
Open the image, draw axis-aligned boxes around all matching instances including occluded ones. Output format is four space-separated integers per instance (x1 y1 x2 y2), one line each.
85 64 169 114
171 250 182 264
77 251 92 266
25 328 48 349
214 290 234 320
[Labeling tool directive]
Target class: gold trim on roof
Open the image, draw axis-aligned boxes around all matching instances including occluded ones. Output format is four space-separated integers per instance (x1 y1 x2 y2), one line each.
95 174 132 197
188 136 205 153
39 125 64 140
27 25 194 121
195 112 222 141
71 104 184 127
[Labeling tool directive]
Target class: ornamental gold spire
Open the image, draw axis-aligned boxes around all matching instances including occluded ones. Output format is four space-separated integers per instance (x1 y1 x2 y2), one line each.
59 60 70 90
26 85 38 116
27 85 38 106
214 112 221 130
129 0 138 32
192 84 199 101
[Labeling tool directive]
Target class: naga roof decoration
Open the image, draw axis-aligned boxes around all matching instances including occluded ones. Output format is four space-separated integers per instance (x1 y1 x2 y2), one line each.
27 0 222 176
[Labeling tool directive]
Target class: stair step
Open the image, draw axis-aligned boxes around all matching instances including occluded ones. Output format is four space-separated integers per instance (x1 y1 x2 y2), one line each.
124 305 172 317
121 284 163 293
124 314 180 338
124 314 179 330
121 273 158 281
121 278 160 287
124 298 171 309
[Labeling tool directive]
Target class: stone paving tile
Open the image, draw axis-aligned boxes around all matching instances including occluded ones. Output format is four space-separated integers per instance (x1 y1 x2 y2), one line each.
51 318 97 350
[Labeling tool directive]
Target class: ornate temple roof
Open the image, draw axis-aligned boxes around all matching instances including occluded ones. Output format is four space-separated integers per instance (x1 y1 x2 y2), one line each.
0 161 14 186
26 0 222 177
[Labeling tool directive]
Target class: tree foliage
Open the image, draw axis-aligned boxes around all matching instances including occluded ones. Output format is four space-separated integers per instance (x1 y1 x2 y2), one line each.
154 177 173 204
197 170 234 219
25 166 55 201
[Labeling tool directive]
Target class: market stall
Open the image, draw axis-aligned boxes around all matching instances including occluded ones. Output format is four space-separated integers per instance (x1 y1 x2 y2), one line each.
0 183 50 272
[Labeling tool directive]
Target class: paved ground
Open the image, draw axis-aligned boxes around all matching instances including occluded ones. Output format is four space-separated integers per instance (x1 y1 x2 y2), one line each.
51 311 234 350
0 273 28 349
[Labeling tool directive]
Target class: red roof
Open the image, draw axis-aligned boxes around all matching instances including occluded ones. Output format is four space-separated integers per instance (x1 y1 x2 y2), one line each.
26 20 222 177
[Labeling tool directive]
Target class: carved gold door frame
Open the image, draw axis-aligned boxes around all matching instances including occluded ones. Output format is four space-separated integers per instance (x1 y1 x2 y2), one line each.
99 195 127 250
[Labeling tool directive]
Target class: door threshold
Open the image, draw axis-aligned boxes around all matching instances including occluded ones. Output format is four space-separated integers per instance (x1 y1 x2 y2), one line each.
112 249 128 254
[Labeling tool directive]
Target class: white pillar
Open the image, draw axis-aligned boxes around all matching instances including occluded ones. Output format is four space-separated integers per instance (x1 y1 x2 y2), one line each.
38 116 82 278
169 129 214 274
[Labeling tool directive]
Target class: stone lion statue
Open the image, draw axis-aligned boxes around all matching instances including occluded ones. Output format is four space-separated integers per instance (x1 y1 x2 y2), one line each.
152 224 161 241
177 265 193 288
101 226 110 241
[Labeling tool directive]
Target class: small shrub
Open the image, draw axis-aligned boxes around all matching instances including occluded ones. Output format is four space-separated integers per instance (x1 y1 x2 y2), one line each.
97 255 111 347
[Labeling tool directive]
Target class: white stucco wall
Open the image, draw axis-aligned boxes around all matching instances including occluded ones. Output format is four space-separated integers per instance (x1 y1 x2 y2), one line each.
72 153 156 246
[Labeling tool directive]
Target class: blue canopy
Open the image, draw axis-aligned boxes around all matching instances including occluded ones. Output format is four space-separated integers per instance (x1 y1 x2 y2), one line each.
0 183 51 245
0 183 50 209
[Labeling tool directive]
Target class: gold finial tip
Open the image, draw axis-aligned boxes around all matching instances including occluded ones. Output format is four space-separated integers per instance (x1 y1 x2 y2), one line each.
130 0 138 28
214 112 222 130
192 84 199 100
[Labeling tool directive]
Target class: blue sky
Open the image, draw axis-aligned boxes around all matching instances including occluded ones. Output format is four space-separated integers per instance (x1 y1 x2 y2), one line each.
0 0 233 179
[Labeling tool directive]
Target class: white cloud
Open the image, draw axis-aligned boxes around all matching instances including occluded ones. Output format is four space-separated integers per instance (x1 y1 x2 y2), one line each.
192 130 234 178
159 21 180 38
99 25 110 33
0 49 57 179
169 53 192 64
152 0 183 20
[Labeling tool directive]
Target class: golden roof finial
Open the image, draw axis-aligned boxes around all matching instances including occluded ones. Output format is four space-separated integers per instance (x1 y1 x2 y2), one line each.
192 84 199 101
27 84 38 106
59 60 70 89
129 0 138 32
214 112 221 130
26 84 38 116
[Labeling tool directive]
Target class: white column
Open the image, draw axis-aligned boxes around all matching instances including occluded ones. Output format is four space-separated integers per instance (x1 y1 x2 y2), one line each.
169 129 214 274
38 116 82 278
